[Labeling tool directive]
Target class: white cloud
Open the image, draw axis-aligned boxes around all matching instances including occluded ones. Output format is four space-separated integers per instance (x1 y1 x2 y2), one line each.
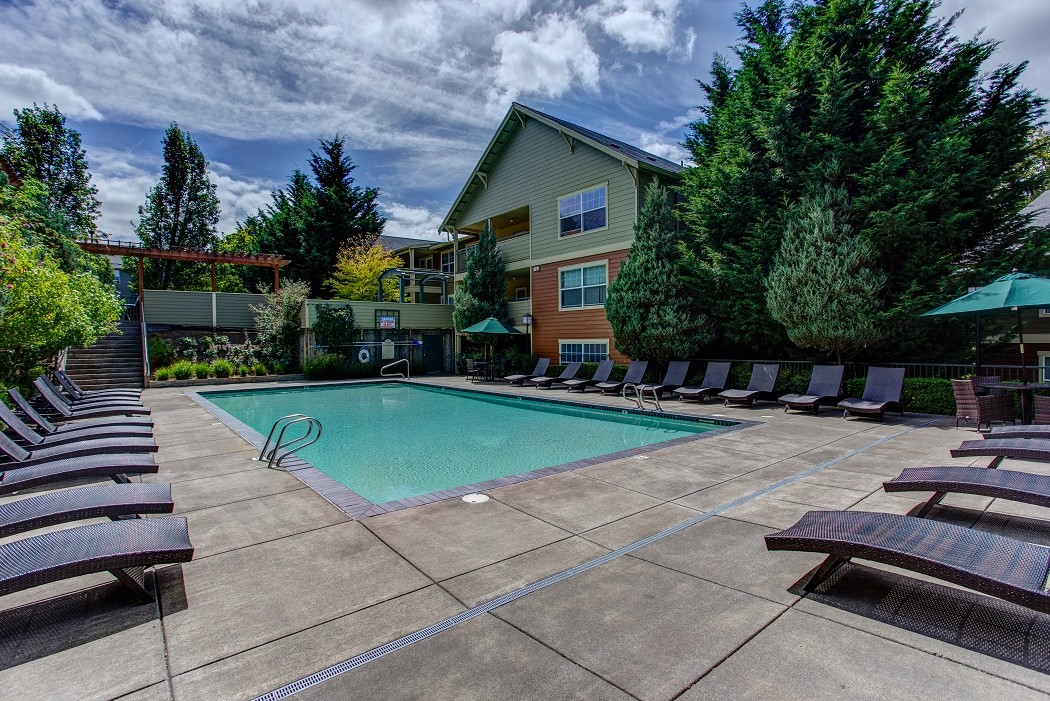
0 63 102 120
637 131 689 164
490 15 601 103
585 0 681 53
380 201 447 241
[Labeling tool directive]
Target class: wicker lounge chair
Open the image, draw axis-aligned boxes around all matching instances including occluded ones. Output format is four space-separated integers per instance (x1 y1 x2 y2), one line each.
778 365 845 413
628 360 691 399
0 516 193 602
32 378 151 419
837 367 905 420
1037 395 1050 424
504 358 550 385
765 509 1050 614
884 466 1050 518
718 363 780 407
0 401 152 449
0 431 156 467
987 425 1050 440
37 376 142 409
564 360 614 393
673 362 731 402
528 362 582 389
9 388 153 431
951 437 1050 469
55 369 142 401
595 360 648 396
0 483 173 539
951 378 1015 431
0 453 158 495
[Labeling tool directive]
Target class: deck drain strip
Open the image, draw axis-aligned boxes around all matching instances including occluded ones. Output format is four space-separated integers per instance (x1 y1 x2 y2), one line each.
254 416 942 700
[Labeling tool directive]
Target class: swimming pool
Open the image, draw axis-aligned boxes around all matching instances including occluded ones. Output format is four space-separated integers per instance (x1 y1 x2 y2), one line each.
201 382 728 505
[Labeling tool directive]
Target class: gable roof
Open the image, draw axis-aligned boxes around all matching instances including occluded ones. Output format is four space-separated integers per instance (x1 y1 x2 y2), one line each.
377 234 442 252
440 103 684 232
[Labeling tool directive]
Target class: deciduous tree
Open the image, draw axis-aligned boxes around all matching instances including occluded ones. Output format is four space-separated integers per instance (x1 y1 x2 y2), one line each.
328 242 404 301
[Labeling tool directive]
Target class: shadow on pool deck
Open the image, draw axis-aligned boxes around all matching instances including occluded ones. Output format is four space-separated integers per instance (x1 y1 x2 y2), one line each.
2 376 1050 701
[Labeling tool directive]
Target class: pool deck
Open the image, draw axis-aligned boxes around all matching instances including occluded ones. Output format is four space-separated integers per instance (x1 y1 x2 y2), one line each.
4 375 1050 700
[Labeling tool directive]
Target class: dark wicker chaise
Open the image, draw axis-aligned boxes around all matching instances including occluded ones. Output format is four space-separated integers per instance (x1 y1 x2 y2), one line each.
951 437 1050 469
0 401 152 449
504 358 550 385
765 509 1050 614
1037 395 1050 424
987 425 1050 440
9 388 153 430
0 516 193 602
595 360 648 396
527 362 582 389
0 429 156 467
951 378 1015 431
628 360 690 399
0 483 173 538
0 453 158 495
564 360 614 393
778 365 845 413
673 362 731 403
37 376 143 409
884 466 1050 518
837 367 905 420
718 363 780 407
32 378 151 419
55 370 142 401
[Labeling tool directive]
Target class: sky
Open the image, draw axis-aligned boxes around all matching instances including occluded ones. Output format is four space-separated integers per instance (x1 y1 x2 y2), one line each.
1 0 1047 244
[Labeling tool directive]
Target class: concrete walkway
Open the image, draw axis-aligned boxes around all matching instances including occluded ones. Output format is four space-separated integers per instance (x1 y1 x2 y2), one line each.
3 376 1050 700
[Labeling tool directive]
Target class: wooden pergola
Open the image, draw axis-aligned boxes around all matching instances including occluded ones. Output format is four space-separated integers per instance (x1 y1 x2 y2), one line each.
77 239 291 298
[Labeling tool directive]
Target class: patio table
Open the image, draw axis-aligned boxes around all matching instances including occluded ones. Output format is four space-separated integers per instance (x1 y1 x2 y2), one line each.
981 382 1050 425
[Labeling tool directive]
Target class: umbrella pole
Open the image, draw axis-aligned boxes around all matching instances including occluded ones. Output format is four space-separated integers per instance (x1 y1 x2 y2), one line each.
974 314 981 376
1017 307 1027 383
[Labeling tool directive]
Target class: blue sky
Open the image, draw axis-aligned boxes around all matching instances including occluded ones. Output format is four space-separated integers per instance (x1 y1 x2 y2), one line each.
1 0 1046 243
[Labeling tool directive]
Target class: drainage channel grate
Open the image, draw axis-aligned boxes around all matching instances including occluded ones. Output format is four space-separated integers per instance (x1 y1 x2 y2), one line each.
254 416 943 701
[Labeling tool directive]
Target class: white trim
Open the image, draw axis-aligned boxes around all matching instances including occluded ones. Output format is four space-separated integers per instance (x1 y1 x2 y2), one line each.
532 242 628 267
558 338 610 364
1040 308 1050 318
557 260 609 311
515 286 529 301
557 182 609 238
417 255 433 270
1039 351 1050 382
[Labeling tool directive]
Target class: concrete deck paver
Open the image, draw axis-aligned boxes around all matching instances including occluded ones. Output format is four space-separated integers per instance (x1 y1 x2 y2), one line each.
574 454 723 500
582 502 703 550
171 466 305 513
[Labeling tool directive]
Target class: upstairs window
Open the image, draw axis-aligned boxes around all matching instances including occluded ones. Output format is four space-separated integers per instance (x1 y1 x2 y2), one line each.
440 251 455 274
559 184 607 237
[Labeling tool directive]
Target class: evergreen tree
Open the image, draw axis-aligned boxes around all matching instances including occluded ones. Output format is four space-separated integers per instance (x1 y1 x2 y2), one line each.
765 186 884 363
452 225 508 334
134 123 220 290
606 180 713 365
681 0 1048 360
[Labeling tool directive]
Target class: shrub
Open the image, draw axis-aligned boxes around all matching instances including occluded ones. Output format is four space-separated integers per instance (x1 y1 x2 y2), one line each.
155 366 172 381
252 361 268 376
192 362 212 379
843 375 955 415
238 364 249 377
212 359 234 378
313 304 357 349
148 336 175 368
252 279 309 371
178 336 198 361
303 353 351 380
270 361 284 375
170 360 193 380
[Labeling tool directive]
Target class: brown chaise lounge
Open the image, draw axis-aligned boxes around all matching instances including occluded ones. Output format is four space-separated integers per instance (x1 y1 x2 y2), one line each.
527 362 582 389
33 378 151 419
951 437 1050 469
0 452 159 495
765 509 1050 614
673 362 730 402
37 376 143 408
0 428 156 466
564 360 614 393
9 388 153 430
837 367 905 420
0 401 153 449
595 360 648 396
778 365 844 413
718 363 779 407
884 466 1050 518
0 483 174 538
504 358 551 385
987 425 1050 440
628 360 691 399
55 369 143 402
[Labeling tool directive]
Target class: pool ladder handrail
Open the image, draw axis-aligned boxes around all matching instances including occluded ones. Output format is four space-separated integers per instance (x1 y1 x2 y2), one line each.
256 414 323 469
381 358 410 379
622 383 663 412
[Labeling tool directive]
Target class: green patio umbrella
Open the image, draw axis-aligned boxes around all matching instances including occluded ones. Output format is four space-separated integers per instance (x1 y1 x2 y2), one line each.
460 316 522 368
921 271 1050 380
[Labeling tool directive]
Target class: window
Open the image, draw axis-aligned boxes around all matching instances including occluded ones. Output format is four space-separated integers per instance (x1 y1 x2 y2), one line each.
515 286 529 301
441 251 454 274
446 295 455 306
559 262 607 309
559 184 607 236
1040 351 1050 382
417 256 433 270
559 340 609 364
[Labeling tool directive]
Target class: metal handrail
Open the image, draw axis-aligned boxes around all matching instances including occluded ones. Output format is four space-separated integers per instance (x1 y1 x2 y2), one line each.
622 383 663 412
255 414 323 469
137 296 150 387
381 358 410 379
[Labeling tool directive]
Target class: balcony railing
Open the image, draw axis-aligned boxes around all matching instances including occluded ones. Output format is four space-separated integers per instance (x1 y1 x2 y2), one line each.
456 232 530 272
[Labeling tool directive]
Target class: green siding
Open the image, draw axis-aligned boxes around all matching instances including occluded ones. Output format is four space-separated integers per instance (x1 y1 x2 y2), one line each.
456 118 637 263
143 290 218 327
302 300 453 329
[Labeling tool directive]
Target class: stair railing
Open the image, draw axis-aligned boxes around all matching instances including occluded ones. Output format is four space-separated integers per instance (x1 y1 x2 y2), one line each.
137 296 150 388
255 414 323 469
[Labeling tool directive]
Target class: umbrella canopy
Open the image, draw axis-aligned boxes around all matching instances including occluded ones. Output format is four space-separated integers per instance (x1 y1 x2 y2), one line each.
460 317 522 335
921 272 1050 316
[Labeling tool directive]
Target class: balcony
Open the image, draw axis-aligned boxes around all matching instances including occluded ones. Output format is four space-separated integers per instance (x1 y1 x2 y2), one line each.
507 299 532 330
456 232 530 273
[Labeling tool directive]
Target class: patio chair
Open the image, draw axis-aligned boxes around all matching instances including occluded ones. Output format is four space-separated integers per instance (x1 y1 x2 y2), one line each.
1 430 156 467
32 378 151 419
0 453 159 495
595 360 648 396
0 516 193 603
465 358 481 383
36 376 143 408
778 365 845 413
883 466 1050 518
527 362 582 389
673 362 731 403
9 387 153 430
504 358 550 385
1037 395 1050 424
718 363 780 407
973 375 1004 396
0 401 153 449
0 483 173 539
951 378 1015 431
564 360 614 393
628 360 691 399
837 367 905 420
55 369 142 401
950 437 1050 469
765 509 1050 615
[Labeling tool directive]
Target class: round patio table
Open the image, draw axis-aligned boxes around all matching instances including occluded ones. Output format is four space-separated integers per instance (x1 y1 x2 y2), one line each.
981 382 1050 425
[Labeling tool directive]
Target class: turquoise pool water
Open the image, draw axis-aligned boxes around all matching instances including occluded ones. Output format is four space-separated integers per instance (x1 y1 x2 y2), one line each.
203 383 720 503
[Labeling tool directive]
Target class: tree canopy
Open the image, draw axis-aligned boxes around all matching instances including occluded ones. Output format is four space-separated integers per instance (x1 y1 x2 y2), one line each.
328 242 404 301
452 225 508 337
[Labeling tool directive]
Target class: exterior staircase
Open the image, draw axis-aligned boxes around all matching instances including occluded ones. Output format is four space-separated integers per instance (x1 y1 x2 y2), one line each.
64 321 145 390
